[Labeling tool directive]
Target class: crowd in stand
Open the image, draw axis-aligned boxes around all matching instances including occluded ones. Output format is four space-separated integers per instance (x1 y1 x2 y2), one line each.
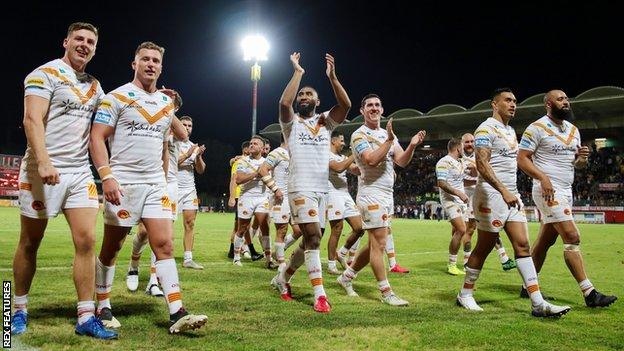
356 146 624 219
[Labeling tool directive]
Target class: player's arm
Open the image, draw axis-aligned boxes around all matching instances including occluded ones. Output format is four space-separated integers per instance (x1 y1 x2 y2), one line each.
348 163 361 176
236 168 258 185
170 116 188 141
466 161 478 177
23 95 59 185
394 130 427 168
437 180 469 203
195 145 206 174
358 119 397 167
228 165 237 208
178 144 198 166
258 162 283 197
89 122 122 205
329 154 355 173
475 146 519 208
517 125 554 201
230 155 242 166
325 54 351 124
517 149 554 202
574 145 590 169
162 138 169 180
279 52 304 124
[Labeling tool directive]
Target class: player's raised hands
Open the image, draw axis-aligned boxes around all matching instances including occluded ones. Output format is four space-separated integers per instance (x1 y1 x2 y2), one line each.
325 53 337 80
290 52 305 74
386 118 395 142
410 130 427 147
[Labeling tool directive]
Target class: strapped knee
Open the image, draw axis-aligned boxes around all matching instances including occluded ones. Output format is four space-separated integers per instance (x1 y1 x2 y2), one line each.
563 243 580 252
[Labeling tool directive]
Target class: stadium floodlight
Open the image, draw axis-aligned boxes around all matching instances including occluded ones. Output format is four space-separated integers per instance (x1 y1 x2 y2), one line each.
242 35 269 62
242 35 269 136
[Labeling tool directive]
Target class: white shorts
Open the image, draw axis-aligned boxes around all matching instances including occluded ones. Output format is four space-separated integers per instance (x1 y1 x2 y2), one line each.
238 194 270 219
356 190 392 230
465 186 476 220
104 183 172 227
442 200 468 221
289 191 327 228
327 192 360 221
532 188 574 224
167 182 179 221
270 194 291 224
473 187 526 233
19 170 98 219
178 187 198 212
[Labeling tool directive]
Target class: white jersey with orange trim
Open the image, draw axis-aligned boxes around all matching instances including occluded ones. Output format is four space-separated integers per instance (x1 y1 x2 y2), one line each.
237 156 267 196
264 146 289 193
435 155 465 204
280 112 338 193
22 58 104 173
351 125 400 193
473 117 519 193
328 152 349 194
519 115 581 195
166 135 181 183
93 82 174 184
177 139 197 190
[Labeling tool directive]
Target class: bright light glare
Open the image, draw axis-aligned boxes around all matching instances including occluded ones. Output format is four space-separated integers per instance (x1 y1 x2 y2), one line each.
242 35 269 61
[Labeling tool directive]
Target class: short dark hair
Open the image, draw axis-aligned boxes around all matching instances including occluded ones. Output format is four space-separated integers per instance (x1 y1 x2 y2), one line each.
491 88 514 102
241 141 250 151
251 135 265 145
361 93 381 108
331 130 343 139
67 22 98 38
447 138 462 152
179 116 192 123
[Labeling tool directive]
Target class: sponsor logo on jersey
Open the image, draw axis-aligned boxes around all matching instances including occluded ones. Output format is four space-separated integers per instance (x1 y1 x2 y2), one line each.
492 219 503 227
117 210 130 219
308 209 317 217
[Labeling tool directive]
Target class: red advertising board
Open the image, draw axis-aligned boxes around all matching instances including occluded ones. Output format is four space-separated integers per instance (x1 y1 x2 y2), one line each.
0 154 22 197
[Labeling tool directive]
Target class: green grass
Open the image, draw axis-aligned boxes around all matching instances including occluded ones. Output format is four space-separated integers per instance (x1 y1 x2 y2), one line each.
0 207 622 350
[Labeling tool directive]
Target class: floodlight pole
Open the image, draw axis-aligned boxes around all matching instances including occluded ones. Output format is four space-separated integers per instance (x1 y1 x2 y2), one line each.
251 62 261 136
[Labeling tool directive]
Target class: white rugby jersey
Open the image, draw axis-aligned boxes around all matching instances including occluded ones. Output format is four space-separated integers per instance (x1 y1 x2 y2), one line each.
264 146 289 193
22 59 104 173
328 152 349 194
93 82 174 184
166 135 180 183
177 139 197 189
280 112 338 193
436 155 465 203
237 156 266 196
473 117 519 193
351 125 400 192
519 115 581 193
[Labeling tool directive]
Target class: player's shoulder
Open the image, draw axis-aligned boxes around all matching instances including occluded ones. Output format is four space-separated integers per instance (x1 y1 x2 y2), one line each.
29 59 63 75
351 125 367 138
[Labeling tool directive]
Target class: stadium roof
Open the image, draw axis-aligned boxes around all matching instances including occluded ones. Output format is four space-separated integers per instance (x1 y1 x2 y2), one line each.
260 86 624 148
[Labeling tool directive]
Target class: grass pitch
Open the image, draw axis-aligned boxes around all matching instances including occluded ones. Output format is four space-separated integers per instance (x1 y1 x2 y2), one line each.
0 207 622 350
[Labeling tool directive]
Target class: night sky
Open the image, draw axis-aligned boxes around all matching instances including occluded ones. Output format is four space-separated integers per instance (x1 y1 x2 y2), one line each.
2 1 621 197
